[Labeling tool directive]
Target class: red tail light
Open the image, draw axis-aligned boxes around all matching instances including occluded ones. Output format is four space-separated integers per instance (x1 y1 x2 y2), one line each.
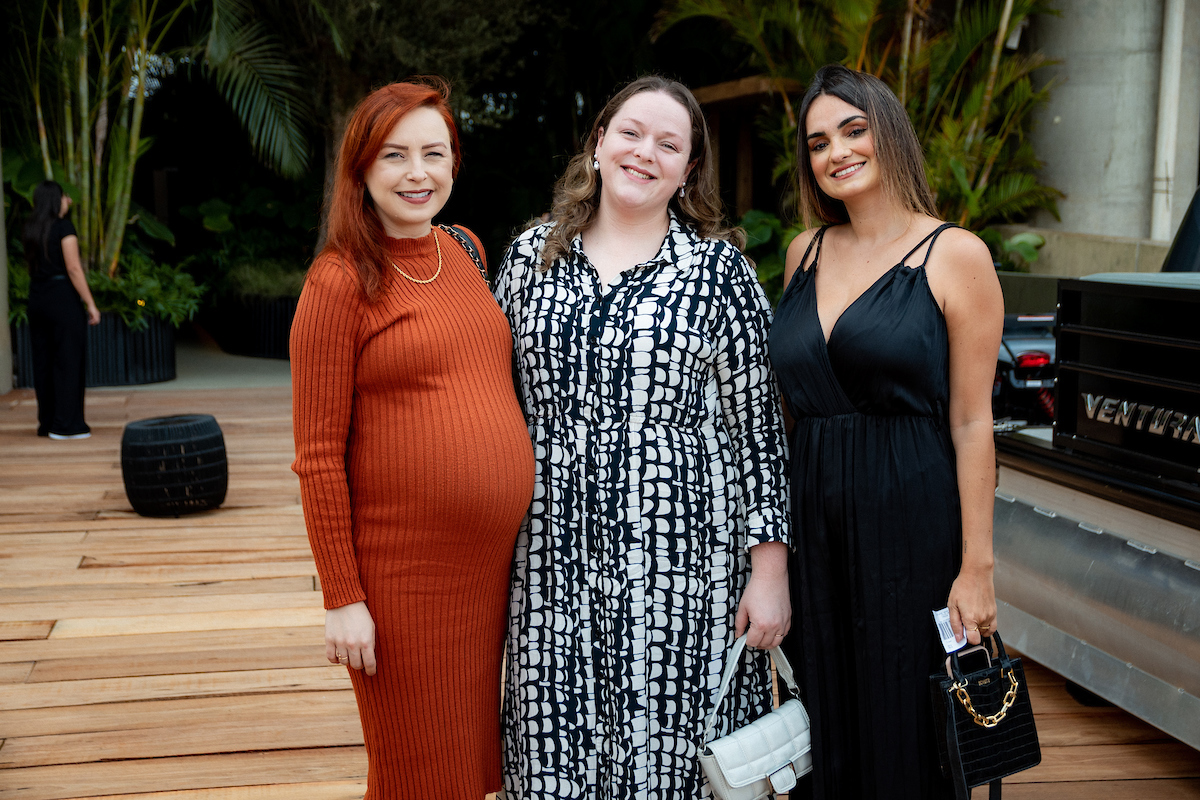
1015 351 1051 369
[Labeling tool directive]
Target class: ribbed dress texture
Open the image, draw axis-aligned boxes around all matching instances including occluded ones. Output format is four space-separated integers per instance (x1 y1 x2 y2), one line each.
291 228 535 797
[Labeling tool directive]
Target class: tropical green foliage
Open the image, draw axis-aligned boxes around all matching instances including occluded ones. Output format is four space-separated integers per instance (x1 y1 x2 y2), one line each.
655 0 1061 232
4 0 314 278
222 0 537 188
7 0 196 276
178 184 317 299
199 0 312 178
85 245 205 329
979 228 1045 271
5 233 204 328
740 209 804 305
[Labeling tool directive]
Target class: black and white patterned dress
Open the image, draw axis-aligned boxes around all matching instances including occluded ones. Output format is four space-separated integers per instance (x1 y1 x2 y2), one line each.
494 214 791 800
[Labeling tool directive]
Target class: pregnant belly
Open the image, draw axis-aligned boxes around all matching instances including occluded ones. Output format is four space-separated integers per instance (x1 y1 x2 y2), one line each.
347 411 534 546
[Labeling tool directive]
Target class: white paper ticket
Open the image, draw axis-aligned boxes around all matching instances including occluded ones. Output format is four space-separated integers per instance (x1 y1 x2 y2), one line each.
933 607 967 654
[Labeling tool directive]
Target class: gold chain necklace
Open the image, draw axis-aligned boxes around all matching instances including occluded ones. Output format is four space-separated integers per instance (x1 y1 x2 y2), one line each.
390 227 443 284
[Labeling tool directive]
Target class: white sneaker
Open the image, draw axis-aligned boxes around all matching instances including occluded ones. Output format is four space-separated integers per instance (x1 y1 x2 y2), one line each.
48 432 92 440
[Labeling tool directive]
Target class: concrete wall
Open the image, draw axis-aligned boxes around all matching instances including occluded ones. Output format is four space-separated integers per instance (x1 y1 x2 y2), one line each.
1174 2 1200 237
997 224 1170 276
994 224 1172 314
1028 0 1200 240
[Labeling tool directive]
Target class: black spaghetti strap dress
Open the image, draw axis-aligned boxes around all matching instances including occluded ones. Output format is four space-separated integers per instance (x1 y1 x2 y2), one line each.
768 223 961 799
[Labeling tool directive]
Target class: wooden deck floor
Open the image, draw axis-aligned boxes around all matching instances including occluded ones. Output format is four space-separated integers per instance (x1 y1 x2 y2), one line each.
2 385 1198 799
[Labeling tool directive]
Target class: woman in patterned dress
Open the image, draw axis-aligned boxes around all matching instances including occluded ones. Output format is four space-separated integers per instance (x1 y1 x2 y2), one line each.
494 75 791 800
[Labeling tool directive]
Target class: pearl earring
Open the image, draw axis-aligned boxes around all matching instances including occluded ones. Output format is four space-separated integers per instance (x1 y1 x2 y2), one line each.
593 157 600 171
678 184 685 198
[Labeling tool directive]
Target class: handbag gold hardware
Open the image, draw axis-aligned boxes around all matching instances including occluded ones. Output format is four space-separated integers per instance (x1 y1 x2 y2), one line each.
951 667 1019 728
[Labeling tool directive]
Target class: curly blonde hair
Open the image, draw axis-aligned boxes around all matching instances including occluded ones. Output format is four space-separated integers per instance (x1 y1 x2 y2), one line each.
539 75 743 269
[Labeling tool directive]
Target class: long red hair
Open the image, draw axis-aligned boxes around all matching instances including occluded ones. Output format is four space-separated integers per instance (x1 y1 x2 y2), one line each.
323 78 461 300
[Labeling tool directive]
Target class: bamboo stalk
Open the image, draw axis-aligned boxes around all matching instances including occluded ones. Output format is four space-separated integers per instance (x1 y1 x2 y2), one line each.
75 0 92 266
56 2 77 186
900 0 915 104
105 22 149 278
969 0 1015 181
34 84 53 178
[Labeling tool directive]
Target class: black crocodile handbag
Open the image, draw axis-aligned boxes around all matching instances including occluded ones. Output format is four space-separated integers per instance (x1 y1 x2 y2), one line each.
929 631 1041 800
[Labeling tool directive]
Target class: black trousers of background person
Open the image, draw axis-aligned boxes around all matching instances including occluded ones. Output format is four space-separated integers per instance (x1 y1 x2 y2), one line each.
28 278 90 436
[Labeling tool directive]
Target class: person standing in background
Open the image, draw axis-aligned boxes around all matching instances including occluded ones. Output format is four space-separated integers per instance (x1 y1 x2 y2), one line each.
23 180 101 440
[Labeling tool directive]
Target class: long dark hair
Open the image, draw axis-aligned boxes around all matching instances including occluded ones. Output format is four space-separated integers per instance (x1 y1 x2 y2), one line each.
22 181 67 274
540 75 742 269
795 64 936 227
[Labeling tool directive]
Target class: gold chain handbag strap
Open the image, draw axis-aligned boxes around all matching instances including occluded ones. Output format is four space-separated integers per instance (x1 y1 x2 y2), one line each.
951 668 1020 728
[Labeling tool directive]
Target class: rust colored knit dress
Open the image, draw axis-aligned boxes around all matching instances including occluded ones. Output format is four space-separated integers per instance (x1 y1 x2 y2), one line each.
291 228 534 797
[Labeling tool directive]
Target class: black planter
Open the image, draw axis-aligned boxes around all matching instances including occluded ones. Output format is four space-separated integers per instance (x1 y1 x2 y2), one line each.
202 295 298 360
10 312 176 388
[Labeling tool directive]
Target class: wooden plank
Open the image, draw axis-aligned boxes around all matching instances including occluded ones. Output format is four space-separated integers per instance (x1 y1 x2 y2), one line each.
65 783 367 800
48 607 324 638
0 507 304 535
0 662 33 683
0 626 324 663
0 700 364 768
0 691 355 738
76 550 313 568
1 591 322 623
1004 779 1200 799
0 666 349 710
28 644 328 682
1009 743 1200 782
1036 712 1169 746
0 577 314 604
0 622 54 641
691 75 803 105
0 562 317 588
0 746 367 800
0 534 308 557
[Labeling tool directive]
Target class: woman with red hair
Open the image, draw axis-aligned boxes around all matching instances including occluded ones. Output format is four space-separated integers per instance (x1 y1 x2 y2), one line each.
290 79 534 797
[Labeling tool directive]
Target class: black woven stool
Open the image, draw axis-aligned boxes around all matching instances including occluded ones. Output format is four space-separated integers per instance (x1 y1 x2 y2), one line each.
121 414 228 517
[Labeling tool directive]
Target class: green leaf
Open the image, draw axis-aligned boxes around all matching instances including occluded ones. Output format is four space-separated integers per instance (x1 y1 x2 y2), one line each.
203 214 235 233
199 198 234 217
206 0 313 178
130 202 177 246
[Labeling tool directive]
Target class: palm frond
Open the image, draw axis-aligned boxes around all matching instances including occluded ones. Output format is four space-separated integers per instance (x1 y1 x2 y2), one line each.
206 0 312 178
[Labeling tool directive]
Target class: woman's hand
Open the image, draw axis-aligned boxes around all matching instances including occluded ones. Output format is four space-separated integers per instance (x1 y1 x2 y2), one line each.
86 303 100 325
735 541 791 649
947 565 997 647
326 601 377 676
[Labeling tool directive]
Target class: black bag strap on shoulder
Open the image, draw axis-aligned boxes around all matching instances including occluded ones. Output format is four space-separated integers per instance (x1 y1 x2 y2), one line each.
439 224 488 287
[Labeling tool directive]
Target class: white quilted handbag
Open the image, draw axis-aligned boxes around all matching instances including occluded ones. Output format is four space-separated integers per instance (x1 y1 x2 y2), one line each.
699 634 813 800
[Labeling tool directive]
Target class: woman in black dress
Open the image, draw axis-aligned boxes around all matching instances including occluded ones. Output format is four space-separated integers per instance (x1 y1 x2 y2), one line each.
768 64 1003 799
23 181 101 439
